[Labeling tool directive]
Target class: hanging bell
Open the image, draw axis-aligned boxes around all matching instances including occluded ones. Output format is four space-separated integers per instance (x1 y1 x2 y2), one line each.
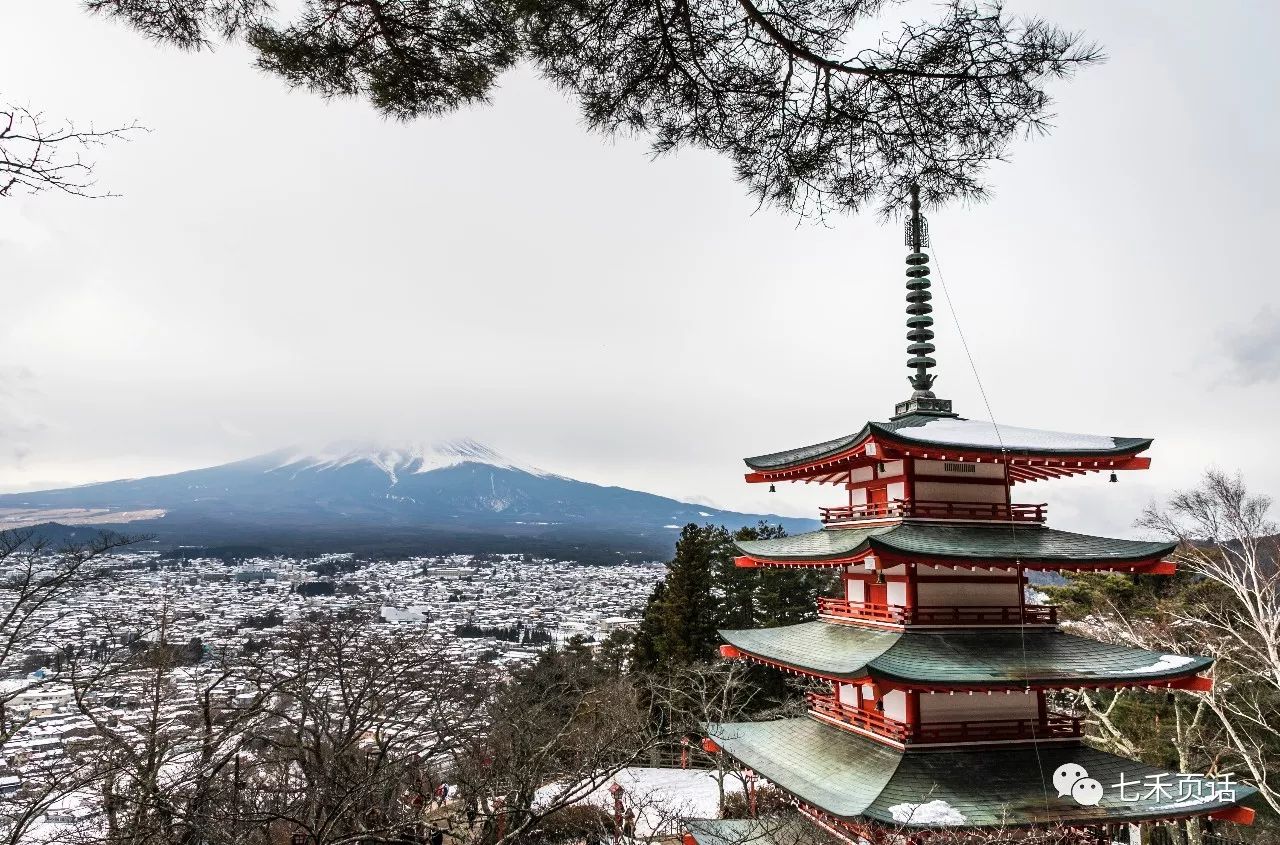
768 483 776 493
1109 472 1118 483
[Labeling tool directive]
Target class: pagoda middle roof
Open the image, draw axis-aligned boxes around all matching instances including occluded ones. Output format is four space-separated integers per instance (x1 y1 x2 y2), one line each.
706 717 1255 828
745 413 1152 472
720 621 1212 687
733 524 1175 565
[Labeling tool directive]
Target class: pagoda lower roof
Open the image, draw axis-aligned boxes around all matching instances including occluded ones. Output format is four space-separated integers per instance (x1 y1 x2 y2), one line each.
684 819 802 845
706 717 1255 828
719 622 1212 687
733 524 1175 566
745 414 1152 474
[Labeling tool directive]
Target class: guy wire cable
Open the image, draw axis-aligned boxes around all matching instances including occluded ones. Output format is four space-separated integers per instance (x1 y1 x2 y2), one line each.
929 237 1053 815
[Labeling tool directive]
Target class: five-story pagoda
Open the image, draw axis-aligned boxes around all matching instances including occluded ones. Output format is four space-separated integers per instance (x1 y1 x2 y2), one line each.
685 189 1257 843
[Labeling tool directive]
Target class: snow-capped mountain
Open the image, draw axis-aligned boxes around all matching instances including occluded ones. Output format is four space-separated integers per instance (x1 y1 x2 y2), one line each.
269 439 549 482
0 441 816 560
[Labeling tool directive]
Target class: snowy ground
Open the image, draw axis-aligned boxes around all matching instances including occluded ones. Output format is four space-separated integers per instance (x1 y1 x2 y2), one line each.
538 767 746 835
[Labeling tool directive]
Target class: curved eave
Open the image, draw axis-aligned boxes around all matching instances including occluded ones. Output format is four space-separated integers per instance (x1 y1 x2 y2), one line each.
720 622 895 682
706 718 1257 829
869 657 1216 691
735 556 1176 576
724 643 1214 691
743 421 1153 482
744 425 875 473
732 527 1177 568
720 623 1215 689
733 526 886 566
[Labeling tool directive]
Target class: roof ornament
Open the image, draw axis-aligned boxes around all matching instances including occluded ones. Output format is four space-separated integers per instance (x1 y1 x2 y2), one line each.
894 184 955 419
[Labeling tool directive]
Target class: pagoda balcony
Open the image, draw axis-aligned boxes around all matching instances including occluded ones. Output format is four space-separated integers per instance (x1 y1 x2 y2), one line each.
819 499 1047 525
806 692 1083 746
816 596 1059 627
805 692 912 743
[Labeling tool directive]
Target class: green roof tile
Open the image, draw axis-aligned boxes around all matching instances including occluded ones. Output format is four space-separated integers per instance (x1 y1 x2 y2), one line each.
708 719 901 818
734 526 897 560
719 622 1213 685
684 819 809 845
733 524 1174 564
745 424 875 472
709 718 1256 828
880 524 1174 562
721 622 898 677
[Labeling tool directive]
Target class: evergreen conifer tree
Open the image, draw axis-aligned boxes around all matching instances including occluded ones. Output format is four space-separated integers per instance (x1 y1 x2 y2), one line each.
651 523 729 667
631 521 834 673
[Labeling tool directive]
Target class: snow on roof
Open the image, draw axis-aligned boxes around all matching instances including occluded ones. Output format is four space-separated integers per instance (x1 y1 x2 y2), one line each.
746 413 1150 471
1117 654 1197 674
892 417 1119 452
888 799 967 826
381 606 427 623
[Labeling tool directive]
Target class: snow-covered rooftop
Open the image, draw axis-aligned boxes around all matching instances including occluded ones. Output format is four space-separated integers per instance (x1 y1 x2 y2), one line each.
890 417 1120 451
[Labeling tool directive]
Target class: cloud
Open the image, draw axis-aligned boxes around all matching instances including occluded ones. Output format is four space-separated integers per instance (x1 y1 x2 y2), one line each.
218 420 254 439
1221 307 1280 386
0 204 54 250
0 366 35 397
0 366 48 465
3 1 1280 539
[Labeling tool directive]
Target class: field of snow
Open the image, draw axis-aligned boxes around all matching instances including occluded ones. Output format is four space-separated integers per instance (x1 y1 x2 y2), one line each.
538 767 746 835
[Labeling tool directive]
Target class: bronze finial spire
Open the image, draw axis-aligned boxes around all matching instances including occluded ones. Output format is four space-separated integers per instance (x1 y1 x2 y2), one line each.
894 184 954 418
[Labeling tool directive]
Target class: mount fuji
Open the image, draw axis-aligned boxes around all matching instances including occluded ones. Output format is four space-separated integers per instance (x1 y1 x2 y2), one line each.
0 440 817 561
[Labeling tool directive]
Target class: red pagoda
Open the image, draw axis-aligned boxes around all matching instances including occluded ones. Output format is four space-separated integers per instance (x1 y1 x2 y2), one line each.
684 189 1257 843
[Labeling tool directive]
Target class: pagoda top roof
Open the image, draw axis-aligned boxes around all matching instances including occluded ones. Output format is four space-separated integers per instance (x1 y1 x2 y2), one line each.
719 622 1211 688
734 524 1175 566
745 413 1152 473
706 717 1255 828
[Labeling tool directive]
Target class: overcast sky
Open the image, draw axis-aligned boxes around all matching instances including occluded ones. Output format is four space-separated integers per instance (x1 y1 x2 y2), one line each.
2 2 1278 538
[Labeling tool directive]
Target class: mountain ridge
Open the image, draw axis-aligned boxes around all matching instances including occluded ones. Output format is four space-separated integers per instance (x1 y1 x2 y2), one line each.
0 441 817 562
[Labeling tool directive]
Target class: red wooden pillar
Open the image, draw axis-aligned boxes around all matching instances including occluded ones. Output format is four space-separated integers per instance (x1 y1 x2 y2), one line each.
1002 460 1013 509
906 561 919 617
1016 561 1027 622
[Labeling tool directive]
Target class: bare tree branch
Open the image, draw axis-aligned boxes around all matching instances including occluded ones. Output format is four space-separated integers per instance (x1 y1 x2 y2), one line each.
0 103 144 198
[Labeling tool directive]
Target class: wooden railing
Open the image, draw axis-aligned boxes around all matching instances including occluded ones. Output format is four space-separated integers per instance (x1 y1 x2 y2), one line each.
807 692 1082 745
806 692 912 742
819 499 1047 524
913 713 1083 744
817 597 1058 626
912 604 1058 625
816 596 908 624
